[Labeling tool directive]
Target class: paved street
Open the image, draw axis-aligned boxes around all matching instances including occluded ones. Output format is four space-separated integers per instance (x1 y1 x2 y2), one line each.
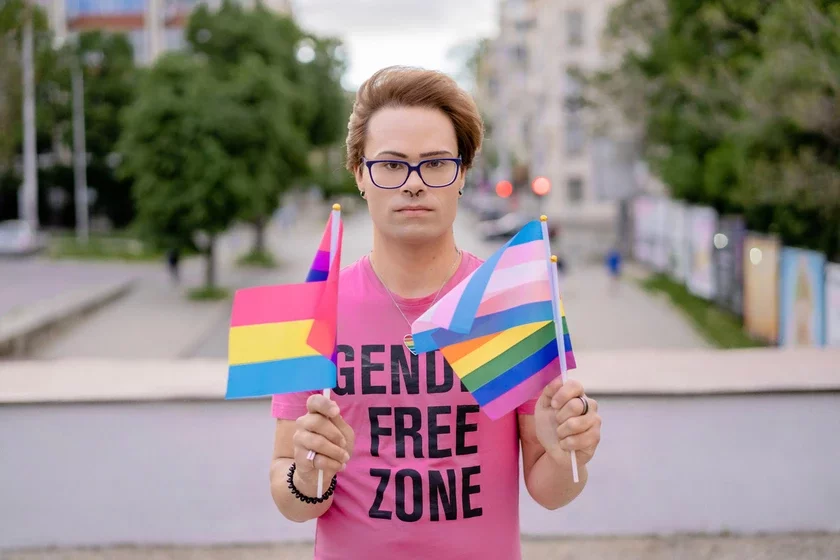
6 208 708 360
194 209 708 357
6 534 839 560
25 216 327 360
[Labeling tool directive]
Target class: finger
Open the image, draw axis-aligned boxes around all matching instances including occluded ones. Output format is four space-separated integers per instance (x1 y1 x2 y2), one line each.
307 394 340 418
558 426 601 452
550 379 584 409
293 430 350 465
330 414 356 453
555 414 598 440
539 376 565 408
556 396 598 425
294 446 344 476
297 414 346 448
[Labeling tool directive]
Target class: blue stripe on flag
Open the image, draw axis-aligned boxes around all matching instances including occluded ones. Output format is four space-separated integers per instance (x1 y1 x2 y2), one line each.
412 301 555 354
305 269 329 283
471 338 559 405
226 356 336 399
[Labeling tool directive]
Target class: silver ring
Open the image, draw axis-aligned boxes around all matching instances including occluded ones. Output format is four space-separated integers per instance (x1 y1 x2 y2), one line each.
306 449 316 463
577 396 589 416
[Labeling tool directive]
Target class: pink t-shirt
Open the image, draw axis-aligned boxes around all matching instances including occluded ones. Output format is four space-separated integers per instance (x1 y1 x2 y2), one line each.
272 252 536 560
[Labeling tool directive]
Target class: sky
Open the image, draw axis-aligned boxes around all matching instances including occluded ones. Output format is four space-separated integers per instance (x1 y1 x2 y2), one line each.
291 0 500 90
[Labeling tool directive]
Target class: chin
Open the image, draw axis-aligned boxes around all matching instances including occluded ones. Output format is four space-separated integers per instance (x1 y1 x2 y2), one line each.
387 222 448 244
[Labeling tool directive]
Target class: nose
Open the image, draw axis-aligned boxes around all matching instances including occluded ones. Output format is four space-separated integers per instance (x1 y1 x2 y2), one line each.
401 167 427 198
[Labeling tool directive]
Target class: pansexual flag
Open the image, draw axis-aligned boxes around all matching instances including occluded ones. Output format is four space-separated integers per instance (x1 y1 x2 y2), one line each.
409 220 575 419
225 208 343 399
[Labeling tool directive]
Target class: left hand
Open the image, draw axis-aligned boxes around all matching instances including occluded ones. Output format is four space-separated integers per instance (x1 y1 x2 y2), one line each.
534 377 601 467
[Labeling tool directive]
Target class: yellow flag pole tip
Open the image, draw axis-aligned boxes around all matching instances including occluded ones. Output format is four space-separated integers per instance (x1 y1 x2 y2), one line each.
540 215 548 222
332 203 341 211
551 255 558 263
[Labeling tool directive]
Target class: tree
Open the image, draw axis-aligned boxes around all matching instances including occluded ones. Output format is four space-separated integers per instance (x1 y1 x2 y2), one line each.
587 0 840 259
118 53 241 289
185 1 350 255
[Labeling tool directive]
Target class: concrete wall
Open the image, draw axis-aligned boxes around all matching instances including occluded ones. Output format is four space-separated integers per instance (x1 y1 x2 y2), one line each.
2 393 839 550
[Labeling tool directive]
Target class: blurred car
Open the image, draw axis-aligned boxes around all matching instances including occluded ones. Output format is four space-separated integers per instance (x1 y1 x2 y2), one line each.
480 212 558 241
0 220 44 257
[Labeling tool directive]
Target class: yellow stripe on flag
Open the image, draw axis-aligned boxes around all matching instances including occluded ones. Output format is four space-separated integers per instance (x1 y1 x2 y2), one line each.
229 320 320 365
450 320 551 376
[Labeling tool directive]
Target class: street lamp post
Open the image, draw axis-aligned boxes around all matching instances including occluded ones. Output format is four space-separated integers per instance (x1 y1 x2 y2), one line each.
72 60 89 243
21 2 39 230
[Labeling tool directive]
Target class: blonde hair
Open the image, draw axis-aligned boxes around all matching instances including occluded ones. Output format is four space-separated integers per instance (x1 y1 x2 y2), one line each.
345 66 484 172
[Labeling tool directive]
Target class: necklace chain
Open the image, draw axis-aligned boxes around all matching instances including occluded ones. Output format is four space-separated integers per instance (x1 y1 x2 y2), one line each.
371 249 462 329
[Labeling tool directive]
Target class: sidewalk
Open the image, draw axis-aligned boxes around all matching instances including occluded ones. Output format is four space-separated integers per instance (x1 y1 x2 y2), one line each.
28 214 327 360
6 534 838 560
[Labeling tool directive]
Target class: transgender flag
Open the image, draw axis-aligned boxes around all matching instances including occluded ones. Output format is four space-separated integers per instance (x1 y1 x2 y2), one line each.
409 220 576 419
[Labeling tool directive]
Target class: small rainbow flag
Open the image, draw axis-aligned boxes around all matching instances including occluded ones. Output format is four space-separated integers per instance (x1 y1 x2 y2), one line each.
409 220 575 419
225 208 343 399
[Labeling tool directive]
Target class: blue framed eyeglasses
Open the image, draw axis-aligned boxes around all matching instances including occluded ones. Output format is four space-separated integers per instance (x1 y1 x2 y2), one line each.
362 157 462 189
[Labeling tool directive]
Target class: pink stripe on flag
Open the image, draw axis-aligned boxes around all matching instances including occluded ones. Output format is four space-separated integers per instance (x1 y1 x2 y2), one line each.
495 239 545 270
480 357 560 420
230 282 324 327
317 215 332 252
476 279 553 317
565 350 576 370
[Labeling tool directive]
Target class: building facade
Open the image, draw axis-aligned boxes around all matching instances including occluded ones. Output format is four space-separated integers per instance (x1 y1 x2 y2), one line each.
481 0 643 221
35 0 293 64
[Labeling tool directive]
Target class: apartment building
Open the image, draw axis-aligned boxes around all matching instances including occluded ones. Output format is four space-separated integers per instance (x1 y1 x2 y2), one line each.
35 0 293 64
482 0 641 220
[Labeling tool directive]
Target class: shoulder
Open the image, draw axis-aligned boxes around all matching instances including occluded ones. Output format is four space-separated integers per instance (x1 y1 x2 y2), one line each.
461 251 485 272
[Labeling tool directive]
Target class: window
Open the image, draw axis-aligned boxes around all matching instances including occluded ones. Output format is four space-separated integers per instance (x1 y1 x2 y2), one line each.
565 111 586 156
567 177 584 203
566 10 584 47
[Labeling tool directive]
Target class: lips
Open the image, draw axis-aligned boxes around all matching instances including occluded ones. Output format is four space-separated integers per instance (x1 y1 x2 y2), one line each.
396 206 432 212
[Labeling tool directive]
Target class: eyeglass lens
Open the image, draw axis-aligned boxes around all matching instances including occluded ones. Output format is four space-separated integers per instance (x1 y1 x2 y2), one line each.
370 160 458 188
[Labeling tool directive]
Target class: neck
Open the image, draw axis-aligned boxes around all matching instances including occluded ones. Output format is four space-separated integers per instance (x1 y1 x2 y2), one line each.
370 230 460 299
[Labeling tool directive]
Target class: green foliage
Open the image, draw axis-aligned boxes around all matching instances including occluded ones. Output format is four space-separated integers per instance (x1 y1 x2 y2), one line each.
640 273 766 348
184 0 348 226
237 248 278 269
592 0 840 260
47 231 163 261
188 286 230 301
118 52 242 286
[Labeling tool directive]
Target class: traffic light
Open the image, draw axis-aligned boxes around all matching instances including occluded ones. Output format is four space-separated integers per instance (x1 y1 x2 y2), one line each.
495 180 513 198
531 176 551 196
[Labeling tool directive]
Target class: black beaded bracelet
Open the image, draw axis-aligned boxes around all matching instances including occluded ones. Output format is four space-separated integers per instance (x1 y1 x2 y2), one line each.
287 462 337 504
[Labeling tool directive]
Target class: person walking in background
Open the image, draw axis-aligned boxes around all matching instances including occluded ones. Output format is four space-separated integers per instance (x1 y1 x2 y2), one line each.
166 247 181 285
606 246 622 295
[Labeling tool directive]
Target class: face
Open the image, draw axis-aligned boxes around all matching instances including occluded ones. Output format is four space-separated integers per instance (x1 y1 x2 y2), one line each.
356 106 464 244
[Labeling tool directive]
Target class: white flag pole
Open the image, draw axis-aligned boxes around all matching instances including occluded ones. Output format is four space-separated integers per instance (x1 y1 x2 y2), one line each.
317 203 342 497
539 216 579 483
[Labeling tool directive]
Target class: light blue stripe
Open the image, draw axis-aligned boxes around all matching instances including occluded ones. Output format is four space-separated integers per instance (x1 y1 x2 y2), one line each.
226 356 336 399
414 301 554 353
448 220 544 333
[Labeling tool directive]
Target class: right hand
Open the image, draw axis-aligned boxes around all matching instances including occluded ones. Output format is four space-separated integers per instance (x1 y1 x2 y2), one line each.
292 394 355 485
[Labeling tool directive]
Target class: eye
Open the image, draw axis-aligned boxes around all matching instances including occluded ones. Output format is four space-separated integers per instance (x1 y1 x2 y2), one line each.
426 160 444 168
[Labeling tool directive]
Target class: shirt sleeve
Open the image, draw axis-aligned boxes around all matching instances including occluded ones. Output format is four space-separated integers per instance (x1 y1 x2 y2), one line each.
516 397 538 415
271 391 316 420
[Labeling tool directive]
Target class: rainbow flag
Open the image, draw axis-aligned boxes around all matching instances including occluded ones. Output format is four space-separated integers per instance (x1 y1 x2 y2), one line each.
225 209 343 399
409 220 575 419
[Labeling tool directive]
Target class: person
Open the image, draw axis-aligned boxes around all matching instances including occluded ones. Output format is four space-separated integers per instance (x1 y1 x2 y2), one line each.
166 247 180 284
606 246 622 295
269 67 602 560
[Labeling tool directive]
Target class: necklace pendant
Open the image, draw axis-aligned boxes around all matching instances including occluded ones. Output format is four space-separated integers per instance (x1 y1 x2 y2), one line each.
403 334 418 355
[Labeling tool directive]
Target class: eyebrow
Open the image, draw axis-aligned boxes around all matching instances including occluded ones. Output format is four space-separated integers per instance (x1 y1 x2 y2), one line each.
373 150 455 159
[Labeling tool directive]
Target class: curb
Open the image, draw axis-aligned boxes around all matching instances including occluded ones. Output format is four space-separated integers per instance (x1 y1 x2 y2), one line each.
0 279 136 358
